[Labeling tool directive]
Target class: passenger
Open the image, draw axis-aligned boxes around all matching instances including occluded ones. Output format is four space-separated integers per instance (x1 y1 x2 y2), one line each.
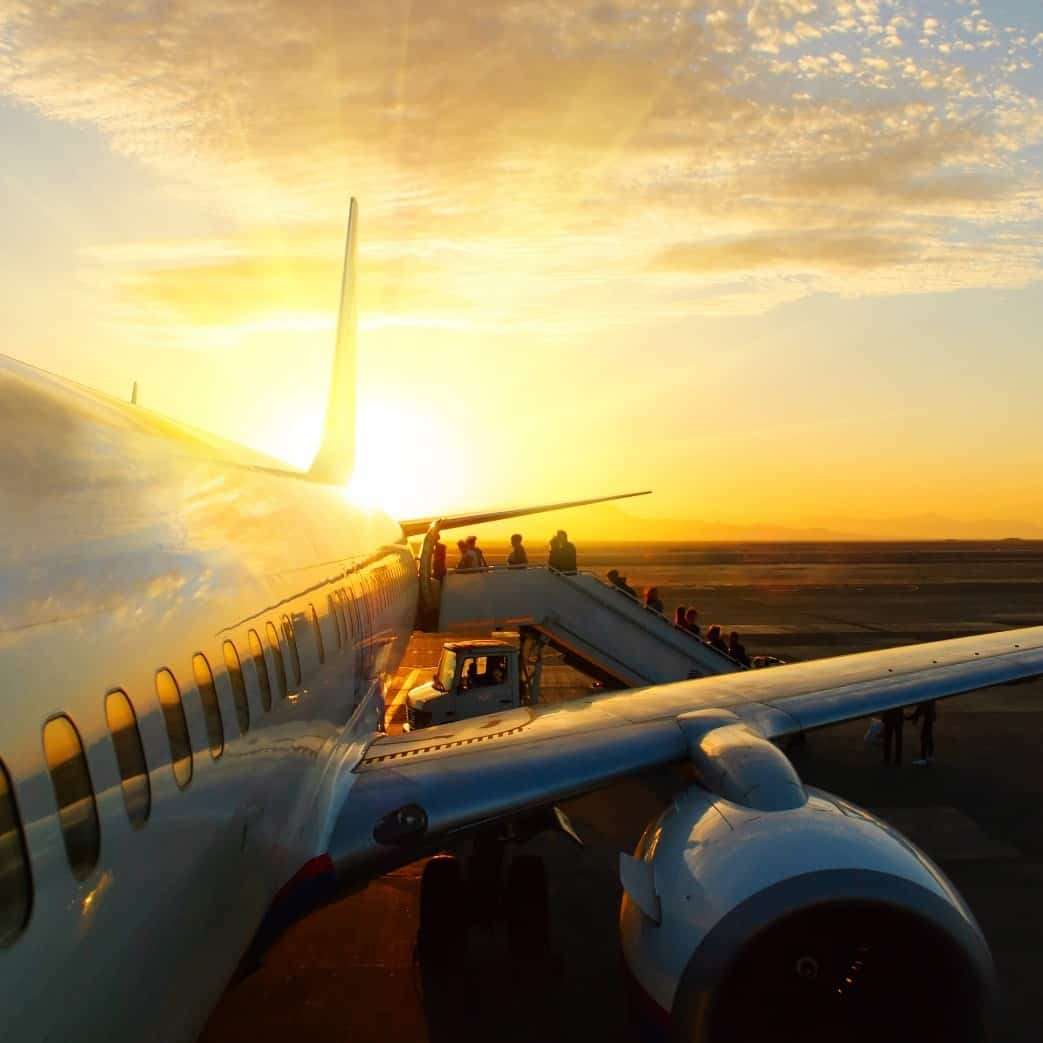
607 569 638 598
908 700 937 765
674 605 688 628
548 533 563 571
507 533 528 567
684 607 701 638
455 539 477 571
431 534 447 582
644 586 664 614
556 530 577 573
882 706 905 765
727 630 750 667
465 535 488 569
706 624 729 654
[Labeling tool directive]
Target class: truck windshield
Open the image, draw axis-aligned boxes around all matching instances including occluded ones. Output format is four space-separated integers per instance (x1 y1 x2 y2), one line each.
433 650 457 692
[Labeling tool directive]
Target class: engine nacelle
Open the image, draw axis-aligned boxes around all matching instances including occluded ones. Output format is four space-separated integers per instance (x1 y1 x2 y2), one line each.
621 782 995 1042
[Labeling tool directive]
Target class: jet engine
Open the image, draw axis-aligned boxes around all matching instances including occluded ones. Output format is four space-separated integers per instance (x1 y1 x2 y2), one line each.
620 720 995 1043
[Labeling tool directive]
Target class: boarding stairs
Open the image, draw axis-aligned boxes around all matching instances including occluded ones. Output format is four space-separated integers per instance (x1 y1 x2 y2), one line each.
433 566 741 688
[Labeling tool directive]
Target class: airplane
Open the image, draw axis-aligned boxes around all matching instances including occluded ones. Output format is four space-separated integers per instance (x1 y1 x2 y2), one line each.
1 198 1040 1043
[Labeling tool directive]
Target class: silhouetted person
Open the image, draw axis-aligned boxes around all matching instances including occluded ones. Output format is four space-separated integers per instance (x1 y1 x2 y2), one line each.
644 586 664 614
607 569 637 598
507 533 528 567
548 533 563 571
684 607 701 638
728 630 750 667
908 700 936 765
556 530 577 573
431 534 447 581
706 624 728 654
456 539 477 570
466 535 487 568
674 605 688 628
882 707 904 765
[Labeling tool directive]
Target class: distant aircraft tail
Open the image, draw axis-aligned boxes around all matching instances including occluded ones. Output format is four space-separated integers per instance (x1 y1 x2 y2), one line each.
308 198 358 485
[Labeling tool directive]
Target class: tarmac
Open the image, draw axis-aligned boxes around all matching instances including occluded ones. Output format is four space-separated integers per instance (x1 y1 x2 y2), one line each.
201 578 1043 1043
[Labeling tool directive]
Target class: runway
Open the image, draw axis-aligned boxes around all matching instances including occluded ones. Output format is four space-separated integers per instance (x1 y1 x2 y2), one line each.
202 550 1043 1043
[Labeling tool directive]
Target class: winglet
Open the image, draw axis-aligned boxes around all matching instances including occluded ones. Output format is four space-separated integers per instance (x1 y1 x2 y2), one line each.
308 198 358 485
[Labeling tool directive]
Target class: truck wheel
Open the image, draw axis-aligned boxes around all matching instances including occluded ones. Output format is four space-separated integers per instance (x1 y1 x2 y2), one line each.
505 854 551 955
418 855 465 957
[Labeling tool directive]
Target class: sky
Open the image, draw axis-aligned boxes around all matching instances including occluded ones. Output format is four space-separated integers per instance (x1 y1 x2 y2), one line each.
1 0 1042 535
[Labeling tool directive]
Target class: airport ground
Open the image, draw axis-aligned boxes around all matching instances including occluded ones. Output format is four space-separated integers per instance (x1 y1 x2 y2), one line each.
203 543 1043 1042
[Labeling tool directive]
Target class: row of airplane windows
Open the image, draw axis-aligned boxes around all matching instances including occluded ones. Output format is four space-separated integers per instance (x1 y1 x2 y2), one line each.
0 554 413 949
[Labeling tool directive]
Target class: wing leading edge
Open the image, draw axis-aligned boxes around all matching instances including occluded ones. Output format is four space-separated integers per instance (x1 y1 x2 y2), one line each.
328 626 1043 883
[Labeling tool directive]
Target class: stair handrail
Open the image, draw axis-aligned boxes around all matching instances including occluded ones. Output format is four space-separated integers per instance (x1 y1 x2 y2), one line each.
445 564 739 669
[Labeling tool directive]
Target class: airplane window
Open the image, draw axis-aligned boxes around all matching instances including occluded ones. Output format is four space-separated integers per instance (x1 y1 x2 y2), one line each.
266 622 287 700
192 654 225 759
222 641 251 735
282 614 302 687
248 629 272 712
328 594 343 649
0 759 32 946
155 669 193 788
338 589 354 640
344 589 355 638
104 690 151 828
42 715 100 880
309 603 325 664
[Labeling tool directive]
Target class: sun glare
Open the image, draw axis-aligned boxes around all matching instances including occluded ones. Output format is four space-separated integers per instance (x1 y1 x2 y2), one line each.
347 396 460 519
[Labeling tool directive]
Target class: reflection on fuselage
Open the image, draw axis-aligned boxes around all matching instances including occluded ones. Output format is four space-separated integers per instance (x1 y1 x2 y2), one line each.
0 355 419 1043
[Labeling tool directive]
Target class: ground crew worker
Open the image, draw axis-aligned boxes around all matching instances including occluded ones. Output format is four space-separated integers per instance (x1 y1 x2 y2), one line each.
882 706 905 765
908 699 937 765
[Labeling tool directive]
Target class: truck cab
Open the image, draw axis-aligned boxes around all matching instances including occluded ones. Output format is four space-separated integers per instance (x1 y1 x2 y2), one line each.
405 639 520 730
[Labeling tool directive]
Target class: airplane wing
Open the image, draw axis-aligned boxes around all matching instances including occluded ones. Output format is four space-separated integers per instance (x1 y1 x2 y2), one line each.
398 490 652 538
328 625 1043 882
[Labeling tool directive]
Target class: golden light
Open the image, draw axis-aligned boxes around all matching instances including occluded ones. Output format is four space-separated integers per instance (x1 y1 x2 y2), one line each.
347 395 462 519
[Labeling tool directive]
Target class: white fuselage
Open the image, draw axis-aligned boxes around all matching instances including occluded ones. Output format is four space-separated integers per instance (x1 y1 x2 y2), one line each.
0 357 416 1041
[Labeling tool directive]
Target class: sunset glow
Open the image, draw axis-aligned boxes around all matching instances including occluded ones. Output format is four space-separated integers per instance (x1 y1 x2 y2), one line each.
2 2 1042 536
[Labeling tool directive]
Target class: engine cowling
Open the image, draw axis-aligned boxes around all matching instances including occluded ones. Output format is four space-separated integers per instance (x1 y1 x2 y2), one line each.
620 781 995 1043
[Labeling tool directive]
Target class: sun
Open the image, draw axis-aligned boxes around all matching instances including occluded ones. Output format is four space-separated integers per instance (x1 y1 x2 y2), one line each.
346 396 463 519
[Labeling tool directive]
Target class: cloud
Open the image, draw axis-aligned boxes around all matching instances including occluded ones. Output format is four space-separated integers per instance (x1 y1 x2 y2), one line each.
0 0 1040 326
654 231 916 272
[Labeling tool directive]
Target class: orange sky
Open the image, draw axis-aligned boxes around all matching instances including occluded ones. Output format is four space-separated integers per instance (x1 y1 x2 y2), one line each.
2 1 1042 535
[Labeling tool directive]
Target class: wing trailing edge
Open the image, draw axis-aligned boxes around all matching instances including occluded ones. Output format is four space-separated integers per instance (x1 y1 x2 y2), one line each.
399 490 652 538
